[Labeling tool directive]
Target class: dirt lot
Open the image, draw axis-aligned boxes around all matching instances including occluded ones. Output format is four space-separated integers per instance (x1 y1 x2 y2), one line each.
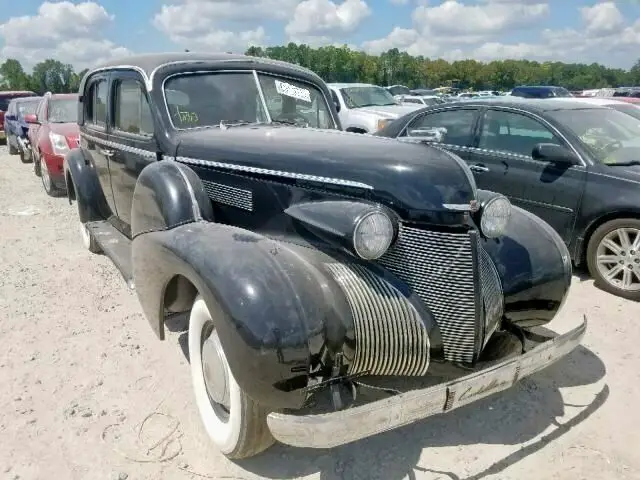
0 145 639 480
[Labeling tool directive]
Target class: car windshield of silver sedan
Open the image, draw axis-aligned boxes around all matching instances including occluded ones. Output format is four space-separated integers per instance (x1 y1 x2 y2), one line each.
163 71 336 130
48 98 77 123
17 100 40 116
547 108 640 165
340 86 398 108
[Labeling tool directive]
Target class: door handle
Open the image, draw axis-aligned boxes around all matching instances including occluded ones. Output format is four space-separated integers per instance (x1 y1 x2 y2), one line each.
98 148 114 157
469 164 489 173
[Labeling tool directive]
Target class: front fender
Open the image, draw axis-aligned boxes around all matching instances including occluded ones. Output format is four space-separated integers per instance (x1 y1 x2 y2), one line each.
481 202 572 328
132 222 356 409
63 148 112 222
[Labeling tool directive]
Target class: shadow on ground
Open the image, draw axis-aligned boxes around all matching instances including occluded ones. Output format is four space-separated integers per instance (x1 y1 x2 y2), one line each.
166 313 608 480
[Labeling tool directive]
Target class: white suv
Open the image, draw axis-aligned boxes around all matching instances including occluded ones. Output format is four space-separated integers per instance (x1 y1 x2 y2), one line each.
328 83 422 134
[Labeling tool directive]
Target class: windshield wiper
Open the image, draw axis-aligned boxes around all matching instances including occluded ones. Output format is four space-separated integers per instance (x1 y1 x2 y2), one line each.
271 120 308 127
607 160 640 166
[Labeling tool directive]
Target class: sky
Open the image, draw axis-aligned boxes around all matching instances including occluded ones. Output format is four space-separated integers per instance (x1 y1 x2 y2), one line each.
1 0 640 71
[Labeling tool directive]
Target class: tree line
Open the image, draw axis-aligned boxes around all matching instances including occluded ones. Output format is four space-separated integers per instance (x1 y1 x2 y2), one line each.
2 44 639 95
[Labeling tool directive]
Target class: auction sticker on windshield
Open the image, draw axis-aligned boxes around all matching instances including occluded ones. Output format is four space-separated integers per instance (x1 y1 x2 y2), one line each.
275 80 311 103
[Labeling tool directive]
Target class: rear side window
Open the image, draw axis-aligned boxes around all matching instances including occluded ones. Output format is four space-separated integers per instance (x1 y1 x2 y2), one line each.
87 79 108 127
113 79 153 135
405 108 477 146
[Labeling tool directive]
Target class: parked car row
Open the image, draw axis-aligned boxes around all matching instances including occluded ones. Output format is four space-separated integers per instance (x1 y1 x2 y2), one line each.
3 91 79 196
2 53 588 461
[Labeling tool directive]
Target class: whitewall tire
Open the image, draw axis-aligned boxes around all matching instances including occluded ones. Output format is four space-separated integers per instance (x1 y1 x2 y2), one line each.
188 295 274 459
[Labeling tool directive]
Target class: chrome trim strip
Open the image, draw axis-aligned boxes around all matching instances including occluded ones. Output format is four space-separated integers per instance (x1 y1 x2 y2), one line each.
266 317 587 449
79 132 372 189
80 132 156 158
175 155 374 189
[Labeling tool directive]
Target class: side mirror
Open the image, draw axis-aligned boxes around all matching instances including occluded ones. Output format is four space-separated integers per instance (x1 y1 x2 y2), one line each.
5 114 16 121
24 114 39 125
532 142 580 165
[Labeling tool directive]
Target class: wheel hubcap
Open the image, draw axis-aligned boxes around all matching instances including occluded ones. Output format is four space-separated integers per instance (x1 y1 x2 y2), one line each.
596 227 640 291
200 322 231 416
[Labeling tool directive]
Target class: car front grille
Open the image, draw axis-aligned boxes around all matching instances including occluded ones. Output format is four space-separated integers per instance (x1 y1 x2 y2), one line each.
377 224 481 364
325 263 431 377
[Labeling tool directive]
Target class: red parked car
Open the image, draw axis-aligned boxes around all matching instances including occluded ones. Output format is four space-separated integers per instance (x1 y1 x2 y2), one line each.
25 92 79 196
0 90 37 142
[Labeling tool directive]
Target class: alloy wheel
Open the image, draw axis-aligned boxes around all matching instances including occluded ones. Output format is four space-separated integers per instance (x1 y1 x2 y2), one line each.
595 227 640 292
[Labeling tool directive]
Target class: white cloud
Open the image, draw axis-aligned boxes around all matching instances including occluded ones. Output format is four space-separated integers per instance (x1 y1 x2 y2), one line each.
0 1 130 69
363 1 640 68
581 1 624 36
285 0 371 44
153 0 299 51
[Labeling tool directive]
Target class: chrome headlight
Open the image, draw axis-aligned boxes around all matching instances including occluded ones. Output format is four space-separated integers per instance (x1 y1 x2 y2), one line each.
352 210 394 260
480 195 511 238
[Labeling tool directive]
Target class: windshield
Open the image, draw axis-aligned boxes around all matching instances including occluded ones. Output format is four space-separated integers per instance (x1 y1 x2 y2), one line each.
18 100 40 117
611 103 640 122
547 108 640 164
340 86 397 108
48 98 77 123
163 72 336 130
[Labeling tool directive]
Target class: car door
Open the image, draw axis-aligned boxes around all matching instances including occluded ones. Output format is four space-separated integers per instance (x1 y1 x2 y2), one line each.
80 72 117 217
396 106 482 163
468 107 586 244
108 71 158 237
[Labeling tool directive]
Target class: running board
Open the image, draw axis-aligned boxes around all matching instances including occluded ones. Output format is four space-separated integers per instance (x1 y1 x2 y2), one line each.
86 221 135 290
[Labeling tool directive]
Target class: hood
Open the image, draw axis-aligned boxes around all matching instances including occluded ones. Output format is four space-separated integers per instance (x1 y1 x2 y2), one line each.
174 125 477 218
354 104 422 118
601 163 640 182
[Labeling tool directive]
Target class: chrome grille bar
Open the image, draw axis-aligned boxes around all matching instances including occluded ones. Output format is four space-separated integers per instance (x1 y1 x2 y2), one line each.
325 263 430 377
377 224 479 364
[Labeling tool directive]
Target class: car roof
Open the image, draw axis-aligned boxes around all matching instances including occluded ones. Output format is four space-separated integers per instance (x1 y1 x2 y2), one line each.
9 96 42 103
438 96 610 113
92 52 317 79
327 82 377 89
563 97 627 106
0 90 36 96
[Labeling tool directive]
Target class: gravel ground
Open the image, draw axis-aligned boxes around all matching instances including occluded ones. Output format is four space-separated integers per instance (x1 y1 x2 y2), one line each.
0 145 639 480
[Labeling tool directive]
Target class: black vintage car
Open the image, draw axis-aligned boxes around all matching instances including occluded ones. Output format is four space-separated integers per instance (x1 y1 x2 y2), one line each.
64 53 586 459
376 97 640 301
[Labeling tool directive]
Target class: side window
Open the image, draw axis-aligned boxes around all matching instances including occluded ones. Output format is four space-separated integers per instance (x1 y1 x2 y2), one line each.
113 79 154 136
405 109 476 146
479 109 563 157
86 79 108 127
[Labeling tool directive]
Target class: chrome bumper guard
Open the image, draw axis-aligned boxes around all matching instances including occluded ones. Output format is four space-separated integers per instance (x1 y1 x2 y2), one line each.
267 317 587 449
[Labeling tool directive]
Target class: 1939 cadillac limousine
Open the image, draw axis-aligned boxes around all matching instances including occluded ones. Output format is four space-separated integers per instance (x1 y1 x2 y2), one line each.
64 53 587 459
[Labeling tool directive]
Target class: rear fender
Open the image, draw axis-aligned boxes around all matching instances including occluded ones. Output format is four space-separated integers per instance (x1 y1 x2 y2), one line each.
131 160 214 237
63 148 112 222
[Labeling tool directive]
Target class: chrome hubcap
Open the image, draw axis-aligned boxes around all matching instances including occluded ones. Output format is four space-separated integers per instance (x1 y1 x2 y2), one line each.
596 227 640 291
201 322 231 416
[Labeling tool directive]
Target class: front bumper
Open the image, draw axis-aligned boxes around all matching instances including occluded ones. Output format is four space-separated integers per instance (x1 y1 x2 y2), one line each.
266 316 587 448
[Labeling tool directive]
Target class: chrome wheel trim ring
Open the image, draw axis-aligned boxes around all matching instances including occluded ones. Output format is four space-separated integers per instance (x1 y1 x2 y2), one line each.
200 321 231 422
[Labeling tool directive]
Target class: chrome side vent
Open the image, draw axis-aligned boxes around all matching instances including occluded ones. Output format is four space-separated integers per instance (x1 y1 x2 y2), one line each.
377 224 479 364
201 180 253 211
325 263 430 377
